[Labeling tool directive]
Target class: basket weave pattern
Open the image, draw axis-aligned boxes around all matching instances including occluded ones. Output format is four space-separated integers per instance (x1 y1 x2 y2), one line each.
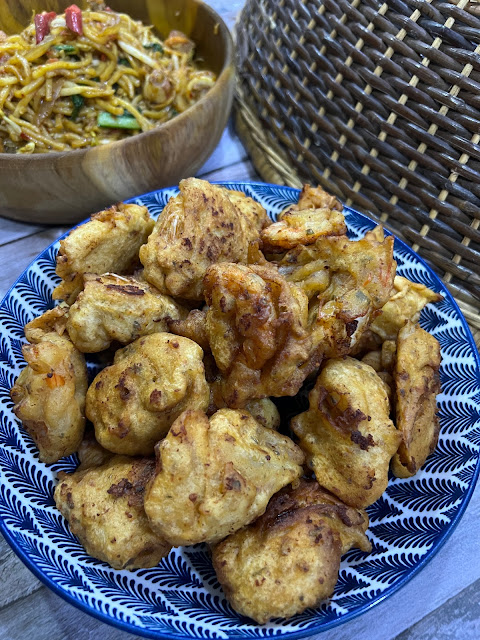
235 0 480 330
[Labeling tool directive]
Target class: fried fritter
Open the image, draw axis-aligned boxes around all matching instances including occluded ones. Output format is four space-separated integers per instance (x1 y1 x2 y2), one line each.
369 275 442 342
278 227 396 358
361 339 397 399
76 430 114 471
212 479 370 623
54 456 171 570
204 262 315 407
144 408 304 546
10 307 87 464
66 273 187 352
391 322 441 478
86 333 210 456
226 190 271 232
243 398 281 431
139 178 266 300
53 203 154 304
261 187 346 253
167 308 210 352
292 357 401 508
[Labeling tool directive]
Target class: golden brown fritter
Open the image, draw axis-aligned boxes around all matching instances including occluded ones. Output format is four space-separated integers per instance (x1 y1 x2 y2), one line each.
167 308 210 352
296 184 343 211
243 398 281 431
292 357 401 508
144 408 304 546
261 191 346 253
369 276 442 342
212 479 370 624
278 227 396 359
204 262 315 407
226 190 271 232
54 456 171 570
66 273 187 353
53 203 154 304
139 178 265 301
86 333 210 456
391 322 441 478
10 309 88 464
361 339 397 399
76 430 114 471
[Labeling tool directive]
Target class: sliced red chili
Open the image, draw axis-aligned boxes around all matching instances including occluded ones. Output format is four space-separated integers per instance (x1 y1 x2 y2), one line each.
34 12 56 44
65 5 83 36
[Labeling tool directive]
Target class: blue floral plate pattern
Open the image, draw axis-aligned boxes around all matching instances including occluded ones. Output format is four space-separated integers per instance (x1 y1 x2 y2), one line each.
0 182 479 639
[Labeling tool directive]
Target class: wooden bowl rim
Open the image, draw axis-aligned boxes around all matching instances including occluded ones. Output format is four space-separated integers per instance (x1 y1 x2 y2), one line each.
0 0 234 161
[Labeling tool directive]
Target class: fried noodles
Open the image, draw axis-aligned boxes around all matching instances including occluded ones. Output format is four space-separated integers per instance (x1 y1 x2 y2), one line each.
0 4 216 153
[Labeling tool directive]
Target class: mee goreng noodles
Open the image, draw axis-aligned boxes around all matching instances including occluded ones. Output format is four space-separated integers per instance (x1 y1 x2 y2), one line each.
0 3 216 153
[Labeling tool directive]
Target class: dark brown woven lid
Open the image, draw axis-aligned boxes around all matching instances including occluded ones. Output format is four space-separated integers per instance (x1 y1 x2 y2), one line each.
234 0 480 337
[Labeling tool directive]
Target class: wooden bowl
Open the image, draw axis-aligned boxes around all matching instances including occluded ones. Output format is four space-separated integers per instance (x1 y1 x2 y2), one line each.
0 0 234 224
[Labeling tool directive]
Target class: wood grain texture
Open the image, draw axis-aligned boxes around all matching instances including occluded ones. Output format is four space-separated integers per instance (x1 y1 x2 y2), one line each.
0 0 235 224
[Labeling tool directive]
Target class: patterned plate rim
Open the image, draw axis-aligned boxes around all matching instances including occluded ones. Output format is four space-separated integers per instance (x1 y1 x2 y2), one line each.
0 180 479 640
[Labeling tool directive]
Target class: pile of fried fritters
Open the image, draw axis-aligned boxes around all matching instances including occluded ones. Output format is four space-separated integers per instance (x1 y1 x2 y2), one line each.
10 178 442 624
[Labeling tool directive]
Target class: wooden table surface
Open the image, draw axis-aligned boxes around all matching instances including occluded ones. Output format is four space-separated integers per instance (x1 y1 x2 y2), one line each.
0 2 479 638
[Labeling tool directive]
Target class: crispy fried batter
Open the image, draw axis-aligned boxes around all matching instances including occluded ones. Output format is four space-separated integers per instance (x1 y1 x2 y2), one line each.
144 408 304 546
261 185 346 254
369 276 442 341
10 308 87 463
54 456 171 570
226 190 271 231
86 333 209 456
167 308 210 352
204 262 315 407
53 203 154 304
278 227 396 358
243 398 281 431
392 322 441 478
139 179 265 300
76 430 114 471
292 357 401 508
212 479 370 623
66 273 187 352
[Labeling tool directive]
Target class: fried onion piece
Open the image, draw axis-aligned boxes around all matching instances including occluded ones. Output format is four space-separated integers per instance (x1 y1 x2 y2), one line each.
278 226 396 358
211 479 370 624
139 179 266 300
66 273 187 353
292 357 401 508
53 203 154 305
391 322 441 478
204 262 315 407
10 307 87 463
86 333 209 456
144 408 304 546
54 456 171 570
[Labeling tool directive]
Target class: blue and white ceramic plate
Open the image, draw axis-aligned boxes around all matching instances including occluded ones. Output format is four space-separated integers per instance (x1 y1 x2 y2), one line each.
1 182 479 639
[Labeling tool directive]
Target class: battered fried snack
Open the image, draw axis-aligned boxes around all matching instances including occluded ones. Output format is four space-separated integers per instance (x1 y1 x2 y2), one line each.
292 357 401 508
139 178 267 300
76 430 114 471
278 227 396 358
226 190 271 232
369 276 442 342
66 273 187 352
361 339 397 398
144 408 304 546
212 479 371 623
243 398 281 431
391 322 441 478
53 203 154 304
167 308 210 352
261 186 346 253
204 262 315 407
86 333 210 455
54 456 171 570
10 307 87 464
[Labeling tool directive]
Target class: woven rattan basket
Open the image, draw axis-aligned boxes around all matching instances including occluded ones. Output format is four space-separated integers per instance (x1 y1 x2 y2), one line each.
234 0 480 342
